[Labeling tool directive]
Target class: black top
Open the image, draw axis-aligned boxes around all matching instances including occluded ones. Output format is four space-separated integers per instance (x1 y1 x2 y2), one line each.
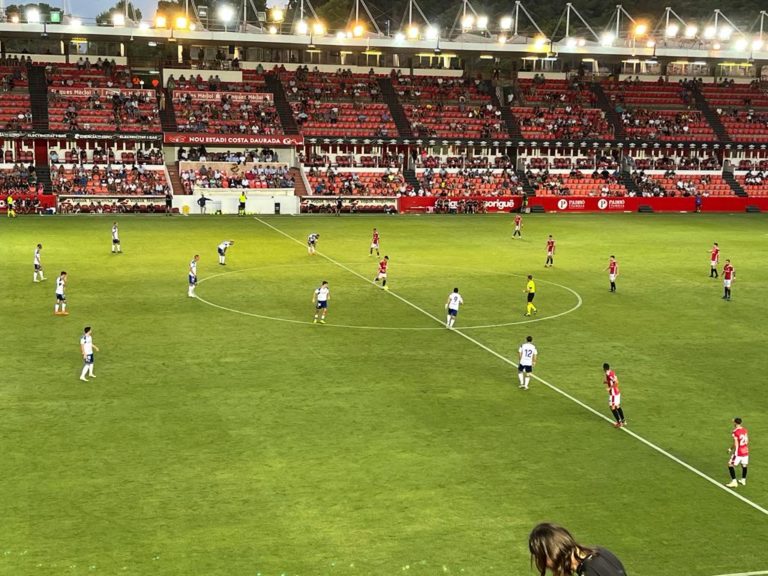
576 548 627 576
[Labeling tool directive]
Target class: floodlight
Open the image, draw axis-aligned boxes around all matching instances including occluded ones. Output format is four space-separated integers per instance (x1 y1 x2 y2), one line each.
646 39 656 48
296 19 308 34
752 38 764 50
476 15 488 30
217 5 235 24
425 26 438 40
498 34 507 44
600 32 615 46
336 31 346 39
407 25 419 38
665 23 679 38
25 7 41 23
312 21 326 35
634 23 647 36
499 16 512 31
175 15 188 29
577 37 586 47
352 23 365 36
268 25 278 34
270 7 284 22
703 26 716 39
394 31 405 41
155 14 167 27
112 12 126 26
189 22 196 30
684 25 697 38
70 17 82 26
138 21 150 29
460 14 474 29
734 37 748 51
719 25 732 40
533 35 548 49
565 36 577 47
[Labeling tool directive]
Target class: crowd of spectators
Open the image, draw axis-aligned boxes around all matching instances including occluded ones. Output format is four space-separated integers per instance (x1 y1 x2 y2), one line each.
51 163 169 196
0 62 28 91
744 170 768 185
306 166 407 196
49 89 160 132
49 146 163 165
293 100 394 137
177 146 281 163
516 105 611 140
528 168 623 196
180 164 293 193
632 171 713 197
174 92 280 134
408 102 505 139
47 59 128 89
619 109 706 140
391 72 490 102
0 164 40 195
419 167 522 196
283 67 380 101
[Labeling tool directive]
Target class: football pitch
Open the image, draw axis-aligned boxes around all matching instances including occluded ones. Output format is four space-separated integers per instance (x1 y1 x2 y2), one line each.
2 213 767 576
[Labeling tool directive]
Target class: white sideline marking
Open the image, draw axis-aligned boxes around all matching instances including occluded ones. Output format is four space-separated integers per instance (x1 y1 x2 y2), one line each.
711 571 768 576
255 217 768 517
196 265 582 330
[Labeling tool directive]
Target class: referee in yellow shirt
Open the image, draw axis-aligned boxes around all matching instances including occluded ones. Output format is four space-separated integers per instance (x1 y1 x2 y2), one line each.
524 274 537 316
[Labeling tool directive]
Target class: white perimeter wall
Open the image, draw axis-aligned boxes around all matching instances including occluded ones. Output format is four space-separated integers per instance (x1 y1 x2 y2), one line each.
174 190 299 214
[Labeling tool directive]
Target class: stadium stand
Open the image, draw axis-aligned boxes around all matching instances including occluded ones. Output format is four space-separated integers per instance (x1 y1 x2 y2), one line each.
179 161 294 193
529 170 628 197
50 164 169 195
305 167 407 196
173 91 281 134
418 168 523 196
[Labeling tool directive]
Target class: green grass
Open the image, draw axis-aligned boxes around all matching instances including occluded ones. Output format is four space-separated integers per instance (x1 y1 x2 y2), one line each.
1 213 767 576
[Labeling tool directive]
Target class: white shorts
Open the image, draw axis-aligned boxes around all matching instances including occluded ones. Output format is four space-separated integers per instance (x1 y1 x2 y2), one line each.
377 272 387 280
729 454 749 467
711 261 718 267
609 393 621 407
609 274 617 282
371 242 379 249
723 279 732 288
547 251 554 257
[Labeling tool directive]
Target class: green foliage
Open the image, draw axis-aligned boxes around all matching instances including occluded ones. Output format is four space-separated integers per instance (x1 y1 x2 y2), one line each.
94 0 142 24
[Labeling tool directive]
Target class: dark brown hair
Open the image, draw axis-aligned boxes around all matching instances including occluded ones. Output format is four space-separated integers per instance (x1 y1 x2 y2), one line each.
529 523 596 576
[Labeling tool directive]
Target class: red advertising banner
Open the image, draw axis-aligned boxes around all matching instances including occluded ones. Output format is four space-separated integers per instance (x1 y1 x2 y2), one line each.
178 91 274 103
0 193 56 212
164 133 304 146
399 195 522 213
529 196 768 212
51 87 155 98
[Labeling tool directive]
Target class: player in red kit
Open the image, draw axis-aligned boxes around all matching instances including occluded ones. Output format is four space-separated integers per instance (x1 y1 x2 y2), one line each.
603 363 626 427
605 255 619 292
370 228 380 256
513 214 522 238
374 255 389 290
709 242 720 278
726 417 749 487
722 259 734 300
544 235 555 267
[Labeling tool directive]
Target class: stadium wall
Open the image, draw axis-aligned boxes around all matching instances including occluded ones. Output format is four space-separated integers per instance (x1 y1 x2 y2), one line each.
174 191 299 215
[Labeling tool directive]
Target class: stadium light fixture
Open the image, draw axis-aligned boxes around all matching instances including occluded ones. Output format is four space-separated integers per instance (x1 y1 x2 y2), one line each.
394 31 405 41
665 23 679 38
25 7 41 23
565 36 577 47
684 24 698 38
499 16 512 31
217 4 235 25
10 14 20 23
703 25 716 39
407 25 419 38
633 23 647 36
175 15 188 29
270 7 284 22
425 26 438 40
752 38 764 50
352 23 365 37
268 24 278 33
600 32 615 47
189 22 196 30
577 37 586 47
70 17 82 26
460 14 474 29
734 37 748 51
533 35 548 49
112 12 126 26
646 39 656 48
138 20 150 29
712 42 721 50
312 21 326 35
476 15 488 30
155 14 167 27
719 25 733 40
498 34 507 44
296 19 308 34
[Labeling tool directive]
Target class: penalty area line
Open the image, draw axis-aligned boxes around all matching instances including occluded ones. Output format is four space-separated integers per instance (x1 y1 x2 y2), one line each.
254 217 768 518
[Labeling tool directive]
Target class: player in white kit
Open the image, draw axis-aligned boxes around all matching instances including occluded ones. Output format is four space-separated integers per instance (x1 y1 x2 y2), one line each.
445 287 464 329
54 271 69 315
217 240 234 265
33 243 46 282
518 336 538 390
188 255 199 297
313 281 330 323
111 222 122 253
79 326 100 381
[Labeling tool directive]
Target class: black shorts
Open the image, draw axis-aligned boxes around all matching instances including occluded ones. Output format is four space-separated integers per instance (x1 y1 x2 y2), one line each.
113 238 120 244
527 293 535 303
56 294 66 301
